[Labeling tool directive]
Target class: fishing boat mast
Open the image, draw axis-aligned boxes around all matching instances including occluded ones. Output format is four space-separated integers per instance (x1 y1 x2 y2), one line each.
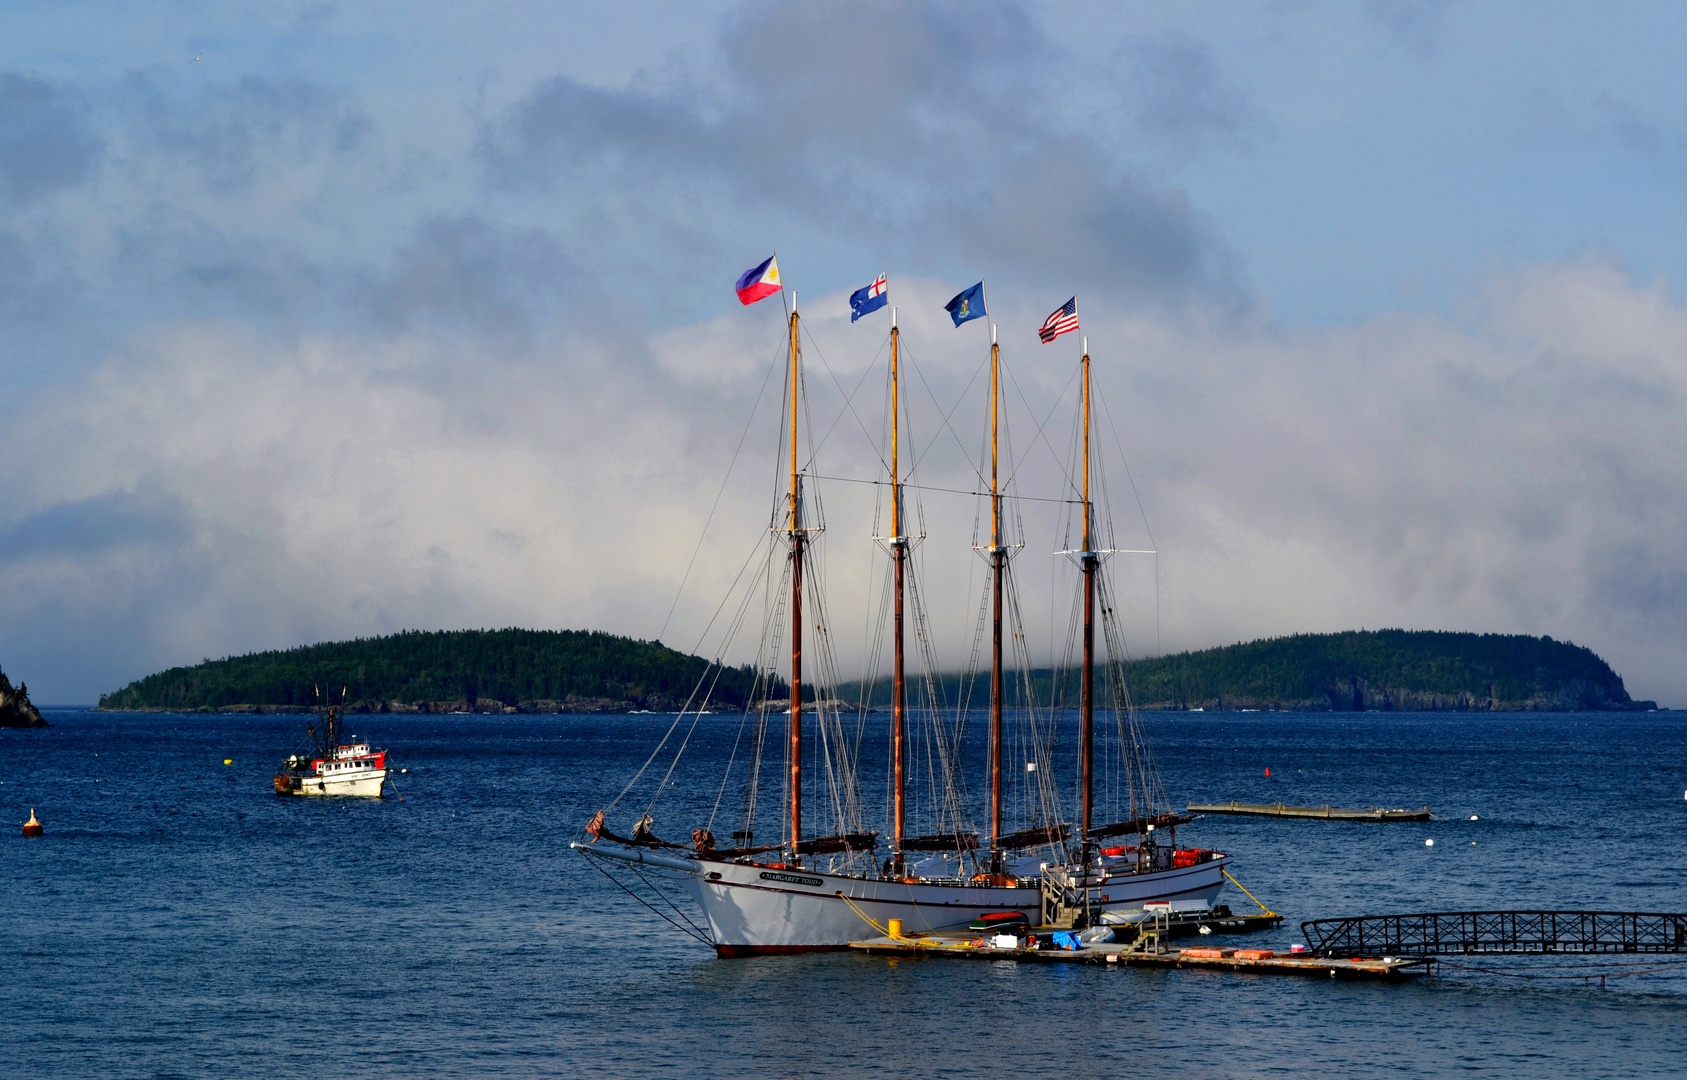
1079 338 1096 864
787 295 805 866
889 308 907 876
988 324 1005 874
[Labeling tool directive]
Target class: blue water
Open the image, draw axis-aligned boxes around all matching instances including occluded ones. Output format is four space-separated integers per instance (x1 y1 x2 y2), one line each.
4 709 1686 1078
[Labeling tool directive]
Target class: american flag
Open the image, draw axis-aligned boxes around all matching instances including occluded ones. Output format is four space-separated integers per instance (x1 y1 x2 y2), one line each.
1039 297 1078 343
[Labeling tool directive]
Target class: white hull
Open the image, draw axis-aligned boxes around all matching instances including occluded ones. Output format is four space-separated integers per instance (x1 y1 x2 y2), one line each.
578 843 1228 955
688 860 1040 955
287 769 387 797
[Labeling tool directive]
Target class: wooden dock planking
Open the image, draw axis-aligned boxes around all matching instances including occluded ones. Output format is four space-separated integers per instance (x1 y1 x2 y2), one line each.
848 933 1433 981
1188 801 1431 822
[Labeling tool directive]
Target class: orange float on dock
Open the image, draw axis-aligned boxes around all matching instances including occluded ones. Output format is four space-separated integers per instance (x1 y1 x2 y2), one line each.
22 808 43 836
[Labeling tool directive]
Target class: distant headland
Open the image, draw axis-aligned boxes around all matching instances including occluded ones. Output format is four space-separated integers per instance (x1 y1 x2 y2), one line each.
96 627 1658 714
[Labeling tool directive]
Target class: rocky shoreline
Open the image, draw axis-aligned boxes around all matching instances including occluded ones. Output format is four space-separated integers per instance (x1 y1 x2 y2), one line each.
1132 677 1659 712
95 694 1664 715
0 667 48 728
96 694 679 715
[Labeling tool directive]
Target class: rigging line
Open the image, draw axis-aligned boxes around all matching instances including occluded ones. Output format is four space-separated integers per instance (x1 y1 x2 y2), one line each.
1094 377 1161 656
810 329 892 467
580 853 711 945
601 708 692 819
809 473 1083 505
603 533 770 819
625 858 715 942
1093 378 1157 552
645 661 731 817
689 527 779 661
705 544 780 831
900 342 991 487
658 346 783 644
1001 360 1085 502
798 321 891 475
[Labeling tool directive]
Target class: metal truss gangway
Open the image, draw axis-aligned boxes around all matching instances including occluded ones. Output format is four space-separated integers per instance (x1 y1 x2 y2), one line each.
1301 911 1687 959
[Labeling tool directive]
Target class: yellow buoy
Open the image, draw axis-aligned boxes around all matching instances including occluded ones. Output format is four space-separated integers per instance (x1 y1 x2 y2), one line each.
224 759 233 765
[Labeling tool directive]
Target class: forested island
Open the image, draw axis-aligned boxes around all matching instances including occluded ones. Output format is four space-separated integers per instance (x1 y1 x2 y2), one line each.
848 630 1654 712
97 627 1658 714
97 629 766 714
1083 630 1653 712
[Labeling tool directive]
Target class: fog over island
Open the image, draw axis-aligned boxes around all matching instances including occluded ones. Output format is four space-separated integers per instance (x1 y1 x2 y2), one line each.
1 2 1684 706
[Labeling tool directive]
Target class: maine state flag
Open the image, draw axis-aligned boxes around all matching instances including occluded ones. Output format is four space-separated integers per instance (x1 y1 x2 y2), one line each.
850 273 888 322
945 282 986 327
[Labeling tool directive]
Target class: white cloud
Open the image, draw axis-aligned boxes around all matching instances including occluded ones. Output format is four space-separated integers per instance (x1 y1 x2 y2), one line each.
3 258 1684 706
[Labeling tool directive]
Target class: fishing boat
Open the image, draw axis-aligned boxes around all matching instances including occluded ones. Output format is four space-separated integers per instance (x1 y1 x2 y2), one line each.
273 685 392 798
574 275 1227 955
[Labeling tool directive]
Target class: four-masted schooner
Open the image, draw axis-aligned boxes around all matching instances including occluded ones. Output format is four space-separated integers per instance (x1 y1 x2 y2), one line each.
573 274 1228 955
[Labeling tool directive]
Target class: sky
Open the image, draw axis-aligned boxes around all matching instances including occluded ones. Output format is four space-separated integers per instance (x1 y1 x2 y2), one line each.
2 0 1685 705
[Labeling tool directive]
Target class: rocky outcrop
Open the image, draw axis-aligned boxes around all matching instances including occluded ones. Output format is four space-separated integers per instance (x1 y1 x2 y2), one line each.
0 666 48 728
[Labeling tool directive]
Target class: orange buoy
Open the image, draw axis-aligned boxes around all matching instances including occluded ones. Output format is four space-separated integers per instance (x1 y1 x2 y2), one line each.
22 808 43 837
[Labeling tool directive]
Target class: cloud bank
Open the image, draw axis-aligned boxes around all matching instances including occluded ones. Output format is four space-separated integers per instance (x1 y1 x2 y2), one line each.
0 2 1683 706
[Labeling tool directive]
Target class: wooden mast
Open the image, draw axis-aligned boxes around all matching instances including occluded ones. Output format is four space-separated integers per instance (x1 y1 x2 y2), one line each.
788 295 804 865
890 308 906 873
1079 337 1095 861
988 324 1004 872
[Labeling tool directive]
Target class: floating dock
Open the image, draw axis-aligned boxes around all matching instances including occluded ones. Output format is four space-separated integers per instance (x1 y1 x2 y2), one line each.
848 932 1432 981
1188 801 1431 822
1158 910 1280 939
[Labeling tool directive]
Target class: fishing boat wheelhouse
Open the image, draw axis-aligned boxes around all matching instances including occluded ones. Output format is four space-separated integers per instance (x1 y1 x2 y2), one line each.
274 685 391 798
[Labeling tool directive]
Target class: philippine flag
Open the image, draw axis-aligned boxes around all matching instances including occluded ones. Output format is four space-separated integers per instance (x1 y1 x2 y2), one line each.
735 255 782 305
849 273 888 322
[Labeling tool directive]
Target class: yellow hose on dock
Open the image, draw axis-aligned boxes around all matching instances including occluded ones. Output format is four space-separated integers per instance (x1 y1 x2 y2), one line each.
836 892 898 938
835 892 988 952
1223 868 1278 918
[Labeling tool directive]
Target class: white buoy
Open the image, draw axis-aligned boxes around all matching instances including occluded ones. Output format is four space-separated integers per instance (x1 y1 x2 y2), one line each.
1470 814 1479 821
1425 838 1435 846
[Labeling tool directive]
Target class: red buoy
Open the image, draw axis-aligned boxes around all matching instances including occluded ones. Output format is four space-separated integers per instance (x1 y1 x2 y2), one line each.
21 808 43 837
